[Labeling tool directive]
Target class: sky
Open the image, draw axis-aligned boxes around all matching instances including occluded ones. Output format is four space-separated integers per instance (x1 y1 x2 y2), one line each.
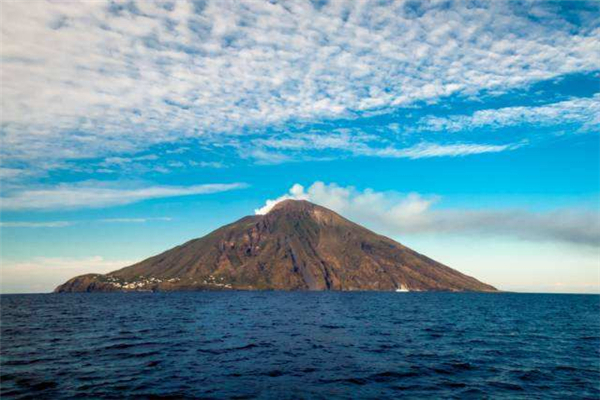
0 0 599 294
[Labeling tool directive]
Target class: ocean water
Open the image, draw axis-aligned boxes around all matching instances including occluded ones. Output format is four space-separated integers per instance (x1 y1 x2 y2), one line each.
1 292 599 399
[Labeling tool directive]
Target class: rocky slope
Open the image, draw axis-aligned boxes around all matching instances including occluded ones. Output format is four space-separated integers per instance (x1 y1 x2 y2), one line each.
55 200 496 292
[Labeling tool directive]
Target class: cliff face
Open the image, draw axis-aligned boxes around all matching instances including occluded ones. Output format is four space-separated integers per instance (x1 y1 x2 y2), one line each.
55 200 496 293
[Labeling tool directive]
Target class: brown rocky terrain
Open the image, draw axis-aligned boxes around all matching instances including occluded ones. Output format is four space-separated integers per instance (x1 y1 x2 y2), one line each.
55 200 496 292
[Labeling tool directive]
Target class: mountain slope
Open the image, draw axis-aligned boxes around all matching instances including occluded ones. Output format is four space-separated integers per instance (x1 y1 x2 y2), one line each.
55 200 496 292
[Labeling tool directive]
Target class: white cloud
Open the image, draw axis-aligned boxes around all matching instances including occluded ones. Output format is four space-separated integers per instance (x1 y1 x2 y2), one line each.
358 142 521 159
189 161 227 169
417 94 600 132
254 183 308 214
254 130 376 152
101 154 159 167
0 167 31 180
1 0 598 172
256 182 599 247
0 256 132 293
0 221 73 228
250 129 520 161
0 182 247 211
99 217 172 223
0 217 173 228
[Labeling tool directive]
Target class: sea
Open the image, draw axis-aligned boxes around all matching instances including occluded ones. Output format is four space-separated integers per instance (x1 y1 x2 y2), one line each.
1 292 599 399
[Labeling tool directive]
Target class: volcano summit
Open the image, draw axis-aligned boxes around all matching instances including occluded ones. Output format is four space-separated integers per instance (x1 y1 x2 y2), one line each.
55 200 496 293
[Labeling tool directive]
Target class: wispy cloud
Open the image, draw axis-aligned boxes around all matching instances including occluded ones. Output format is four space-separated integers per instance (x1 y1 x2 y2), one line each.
416 95 600 133
256 182 599 247
102 154 159 166
0 221 74 228
1 0 598 173
250 129 520 162
358 142 522 159
99 217 172 223
0 182 247 211
0 217 174 228
189 161 227 169
0 167 33 180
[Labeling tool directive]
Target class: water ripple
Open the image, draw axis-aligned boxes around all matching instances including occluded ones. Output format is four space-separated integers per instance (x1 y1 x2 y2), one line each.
1 292 599 399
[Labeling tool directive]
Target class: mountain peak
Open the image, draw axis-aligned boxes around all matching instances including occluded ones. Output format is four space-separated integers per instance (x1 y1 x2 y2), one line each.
268 199 316 213
55 200 497 293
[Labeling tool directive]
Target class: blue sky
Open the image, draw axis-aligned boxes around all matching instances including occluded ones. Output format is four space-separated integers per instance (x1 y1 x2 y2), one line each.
1 0 599 293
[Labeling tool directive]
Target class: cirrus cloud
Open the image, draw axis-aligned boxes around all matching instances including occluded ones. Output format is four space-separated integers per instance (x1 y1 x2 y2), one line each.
1 0 598 173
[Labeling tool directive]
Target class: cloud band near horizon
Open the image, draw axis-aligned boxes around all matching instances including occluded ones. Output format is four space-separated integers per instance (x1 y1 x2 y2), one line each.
256 182 600 248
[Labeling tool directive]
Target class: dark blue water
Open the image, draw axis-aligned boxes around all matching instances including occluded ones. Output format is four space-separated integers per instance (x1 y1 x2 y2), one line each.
1 292 599 399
